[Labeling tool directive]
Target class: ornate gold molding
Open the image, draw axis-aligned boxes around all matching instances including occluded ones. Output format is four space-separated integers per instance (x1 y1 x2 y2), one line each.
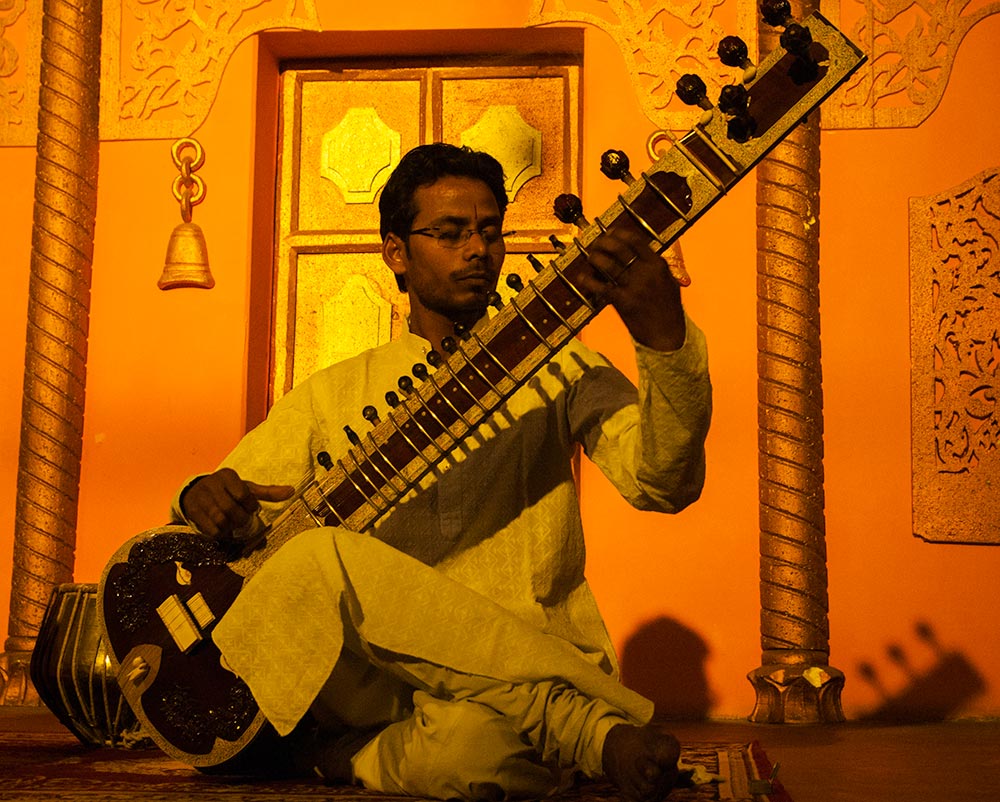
6 2 998 146
0 0 41 146
3 0 324 145
527 0 1000 131
823 0 1000 128
99 0 321 140
528 0 751 131
910 167 1000 543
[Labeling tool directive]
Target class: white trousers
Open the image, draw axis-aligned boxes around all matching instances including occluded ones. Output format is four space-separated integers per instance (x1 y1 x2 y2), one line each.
212 528 652 798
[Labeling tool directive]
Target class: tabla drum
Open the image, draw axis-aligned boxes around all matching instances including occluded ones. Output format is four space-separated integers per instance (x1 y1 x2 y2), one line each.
30 582 149 748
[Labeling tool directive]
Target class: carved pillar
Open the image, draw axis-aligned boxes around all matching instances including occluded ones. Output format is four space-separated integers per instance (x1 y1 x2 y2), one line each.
747 0 845 723
0 0 101 705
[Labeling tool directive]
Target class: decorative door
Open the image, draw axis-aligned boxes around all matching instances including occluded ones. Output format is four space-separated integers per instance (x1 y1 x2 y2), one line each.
270 58 582 408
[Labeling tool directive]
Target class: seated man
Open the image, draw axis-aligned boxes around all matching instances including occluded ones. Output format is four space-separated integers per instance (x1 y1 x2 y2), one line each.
175 143 712 801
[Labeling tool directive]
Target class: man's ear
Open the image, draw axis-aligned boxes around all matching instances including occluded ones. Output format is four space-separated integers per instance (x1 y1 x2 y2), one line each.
382 234 408 282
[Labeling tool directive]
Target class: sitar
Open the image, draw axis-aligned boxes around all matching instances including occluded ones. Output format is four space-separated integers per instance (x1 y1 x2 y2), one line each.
99 4 865 768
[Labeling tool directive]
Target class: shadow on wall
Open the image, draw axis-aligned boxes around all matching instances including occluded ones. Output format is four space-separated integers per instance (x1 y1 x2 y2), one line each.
619 616 715 720
856 620 987 722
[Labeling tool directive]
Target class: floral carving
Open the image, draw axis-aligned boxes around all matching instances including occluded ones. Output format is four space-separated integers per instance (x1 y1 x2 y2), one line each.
528 0 735 130
929 172 999 475
0 0 38 144
826 0 1000 127
911 168 1000 543
103 0 321 139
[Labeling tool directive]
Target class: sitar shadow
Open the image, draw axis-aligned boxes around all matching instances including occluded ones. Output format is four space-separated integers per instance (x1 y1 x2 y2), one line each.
856 620 988 723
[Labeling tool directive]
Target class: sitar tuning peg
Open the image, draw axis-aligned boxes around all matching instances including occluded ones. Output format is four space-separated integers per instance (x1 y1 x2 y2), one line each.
486 291 503 310
385 390 400 408
398 375 415 394
526 254 544 273
780 23 813 58
600 149 635 185
362 405 380 424
553 194 589 228
759 0 818 81
344 425 361 446
675 74 714 125
718 84 750 115
548 234 566 252
760 0 792 27
317 451 333 470
412 363 429 381
452 322 470 340
718 84 757 143
506 273 524 293
426 349 443 367
718 36 757 83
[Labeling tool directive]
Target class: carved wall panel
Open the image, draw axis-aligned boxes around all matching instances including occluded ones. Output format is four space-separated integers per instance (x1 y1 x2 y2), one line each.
5 2 999 146
0 0 41 146
910 167 1000 544
291 254 398 384
320 107 401 205
526 0 1000 131
435 66 578 240
824 0 1000 128
270 61 580 408
99 0 321 140
0 0 321 146
460 105 541 199
528 0 748 132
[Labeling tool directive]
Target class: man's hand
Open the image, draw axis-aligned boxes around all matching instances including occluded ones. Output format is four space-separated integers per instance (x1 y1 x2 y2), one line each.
577 229 687 352
602 723 681 802
180 467 294 539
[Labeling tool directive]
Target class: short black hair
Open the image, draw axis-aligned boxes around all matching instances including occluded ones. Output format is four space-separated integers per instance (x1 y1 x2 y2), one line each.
379 143 508 291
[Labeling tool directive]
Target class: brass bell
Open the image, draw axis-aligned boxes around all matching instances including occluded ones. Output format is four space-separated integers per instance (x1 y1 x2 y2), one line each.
158 220 215 290
159 137 215 290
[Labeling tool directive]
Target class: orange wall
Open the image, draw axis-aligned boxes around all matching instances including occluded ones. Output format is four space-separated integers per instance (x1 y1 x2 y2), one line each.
2 2 998 720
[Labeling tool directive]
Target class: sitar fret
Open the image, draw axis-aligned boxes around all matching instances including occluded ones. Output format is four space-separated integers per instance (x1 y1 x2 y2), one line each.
435 361 489 416
360 434 409 495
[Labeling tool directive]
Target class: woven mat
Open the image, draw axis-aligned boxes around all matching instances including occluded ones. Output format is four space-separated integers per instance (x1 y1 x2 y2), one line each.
0 730 791 802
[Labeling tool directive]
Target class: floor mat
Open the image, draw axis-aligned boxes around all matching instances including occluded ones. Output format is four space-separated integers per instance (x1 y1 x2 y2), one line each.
0 730 791 801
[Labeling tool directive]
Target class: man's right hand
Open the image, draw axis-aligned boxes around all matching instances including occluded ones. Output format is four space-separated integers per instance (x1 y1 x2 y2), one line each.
602 723 681 802
180 467 295 539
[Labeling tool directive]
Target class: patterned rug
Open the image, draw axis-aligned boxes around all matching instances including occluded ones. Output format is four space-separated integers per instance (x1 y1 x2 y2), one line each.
0 730 792 802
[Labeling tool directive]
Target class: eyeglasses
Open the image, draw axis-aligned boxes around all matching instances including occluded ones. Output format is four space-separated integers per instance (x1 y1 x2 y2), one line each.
408 225 513 250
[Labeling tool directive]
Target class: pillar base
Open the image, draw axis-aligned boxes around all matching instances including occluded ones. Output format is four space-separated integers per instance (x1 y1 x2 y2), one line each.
0 648 41 706
748 656 845 723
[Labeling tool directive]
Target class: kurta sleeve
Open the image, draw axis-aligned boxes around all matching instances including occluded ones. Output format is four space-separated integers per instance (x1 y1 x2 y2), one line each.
570 315 711 513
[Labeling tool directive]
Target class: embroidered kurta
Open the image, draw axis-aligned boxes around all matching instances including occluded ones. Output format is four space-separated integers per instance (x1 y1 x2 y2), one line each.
172 320 711 743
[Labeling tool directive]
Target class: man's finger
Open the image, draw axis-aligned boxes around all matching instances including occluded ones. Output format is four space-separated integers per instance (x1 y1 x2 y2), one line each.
246 482 296 503
663 242 691 287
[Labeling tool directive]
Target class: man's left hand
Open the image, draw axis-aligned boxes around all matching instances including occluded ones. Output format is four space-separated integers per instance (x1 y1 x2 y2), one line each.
576 229 687 352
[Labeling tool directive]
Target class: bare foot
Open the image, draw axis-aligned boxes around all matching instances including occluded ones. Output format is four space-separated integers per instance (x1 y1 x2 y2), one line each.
602 724 681 802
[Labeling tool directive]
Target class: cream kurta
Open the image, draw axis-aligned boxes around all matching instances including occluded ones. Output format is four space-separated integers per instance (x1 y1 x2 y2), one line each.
172 319 711 746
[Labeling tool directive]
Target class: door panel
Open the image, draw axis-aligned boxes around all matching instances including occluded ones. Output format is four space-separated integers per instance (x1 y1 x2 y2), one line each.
270 58 580 408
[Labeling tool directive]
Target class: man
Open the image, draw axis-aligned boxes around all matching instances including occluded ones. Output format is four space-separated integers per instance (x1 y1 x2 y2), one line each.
175 144 711 800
